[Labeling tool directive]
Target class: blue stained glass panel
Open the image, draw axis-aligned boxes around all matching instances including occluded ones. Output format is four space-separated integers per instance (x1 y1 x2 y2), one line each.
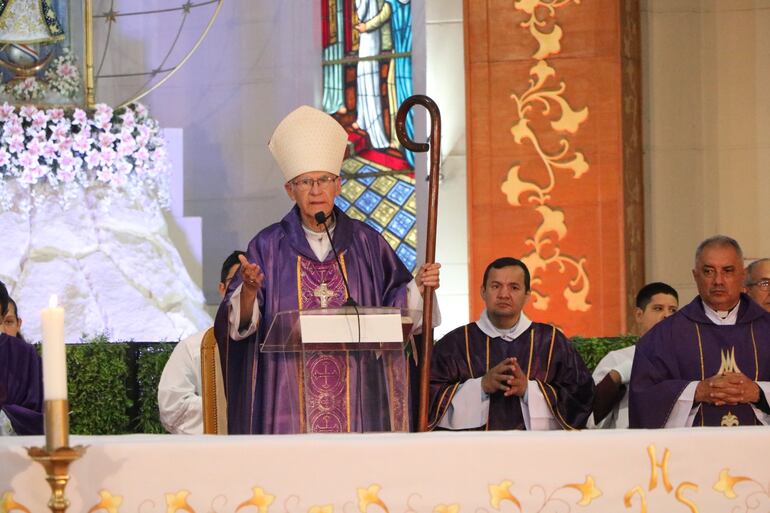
388 210 416 238
354 190 382 214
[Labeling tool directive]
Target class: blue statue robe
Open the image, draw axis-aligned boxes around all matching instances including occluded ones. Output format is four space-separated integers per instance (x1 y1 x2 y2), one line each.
215 206 413 434
629 294 770 428
0 333 43 435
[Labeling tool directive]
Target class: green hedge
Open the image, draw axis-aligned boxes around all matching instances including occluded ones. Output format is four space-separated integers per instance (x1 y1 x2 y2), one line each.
43 335 634 434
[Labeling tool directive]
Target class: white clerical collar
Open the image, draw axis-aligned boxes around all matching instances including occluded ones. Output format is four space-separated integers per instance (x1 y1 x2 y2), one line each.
301 215 335 261
476 309 532 341
702 300 739 325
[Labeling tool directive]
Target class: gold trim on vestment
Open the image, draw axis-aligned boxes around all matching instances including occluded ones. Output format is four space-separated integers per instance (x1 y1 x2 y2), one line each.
485 336 490 372
694 324 705 380
527 329 534 379
339 252 350 301
545 326 556 379
431 382 459 429
750 322 759 381
465 325 474 378
694 323 705 427
296 256 306 432
539 381 577 431
346 350 351 432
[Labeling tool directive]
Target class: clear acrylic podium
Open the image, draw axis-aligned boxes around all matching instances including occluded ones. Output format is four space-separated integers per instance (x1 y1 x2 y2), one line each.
261 306 417 433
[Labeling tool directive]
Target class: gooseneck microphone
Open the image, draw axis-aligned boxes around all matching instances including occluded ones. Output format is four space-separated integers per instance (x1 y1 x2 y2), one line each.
314 211 358 307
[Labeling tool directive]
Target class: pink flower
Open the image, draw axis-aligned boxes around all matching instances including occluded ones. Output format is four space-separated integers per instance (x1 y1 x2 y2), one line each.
111 172 127 186
99 148 116 167
95 103 113 118
96 168 113 183
73 132 91 153
26 139 42 158
0 103 15 120
19 105 37 119
98 132 115 148
57 137 73 153
31 111 49 128
52 122 70 140
8 134 24 153
133 147 149 162
19 168 37 185
57 63 76 78
4 122 23 137
93 114 111 131
117 139 136 157
58 151 76 169
42 142 57 161
85 150 101 169
57 167 75 183
72 109 87 125
18 151 36 168
49 109 65 121
134 104 148 118
0 148 10 167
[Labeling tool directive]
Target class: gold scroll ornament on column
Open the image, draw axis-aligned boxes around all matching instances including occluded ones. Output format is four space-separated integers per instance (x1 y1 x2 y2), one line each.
501 0 590 312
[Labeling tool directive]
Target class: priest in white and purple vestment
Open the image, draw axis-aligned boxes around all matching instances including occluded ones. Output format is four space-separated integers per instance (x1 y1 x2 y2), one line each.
215 106 440 434
630 236 770 428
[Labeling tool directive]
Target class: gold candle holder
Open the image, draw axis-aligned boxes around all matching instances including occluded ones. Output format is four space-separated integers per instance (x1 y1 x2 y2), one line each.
26 399 87 513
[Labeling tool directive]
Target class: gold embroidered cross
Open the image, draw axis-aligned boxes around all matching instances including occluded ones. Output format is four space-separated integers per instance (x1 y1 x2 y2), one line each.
313 282 336 308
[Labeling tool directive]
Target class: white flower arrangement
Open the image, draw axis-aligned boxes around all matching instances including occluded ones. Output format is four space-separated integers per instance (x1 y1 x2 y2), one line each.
44 49 82 99
5 77 46 102
0 102 170 212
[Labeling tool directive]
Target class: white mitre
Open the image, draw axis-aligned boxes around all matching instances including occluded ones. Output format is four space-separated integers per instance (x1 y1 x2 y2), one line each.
268 105 348 182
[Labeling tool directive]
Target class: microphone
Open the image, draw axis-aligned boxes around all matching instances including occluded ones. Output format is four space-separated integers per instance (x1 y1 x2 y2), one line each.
315 211 357 307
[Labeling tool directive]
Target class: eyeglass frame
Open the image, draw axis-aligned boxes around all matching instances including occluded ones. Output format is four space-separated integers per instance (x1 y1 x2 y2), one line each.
290 175 340 191
746 279 770 290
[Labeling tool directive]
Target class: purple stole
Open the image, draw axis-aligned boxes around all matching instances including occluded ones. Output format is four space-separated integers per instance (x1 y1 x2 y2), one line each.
298 255 351 432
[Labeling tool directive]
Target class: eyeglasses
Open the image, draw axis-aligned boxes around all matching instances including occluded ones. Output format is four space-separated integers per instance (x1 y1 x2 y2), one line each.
748 279 770 290
291 176 338 191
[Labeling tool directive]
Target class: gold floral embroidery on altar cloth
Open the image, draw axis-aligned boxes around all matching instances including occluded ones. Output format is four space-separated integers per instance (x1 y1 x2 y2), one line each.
357 484 389 512
165 490 195 513
502 0 591 312
0 491 30 513
236 486 275 512
87 489 123 513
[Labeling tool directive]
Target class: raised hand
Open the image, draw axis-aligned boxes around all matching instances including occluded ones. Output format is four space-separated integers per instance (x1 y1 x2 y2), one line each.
238 254 264 292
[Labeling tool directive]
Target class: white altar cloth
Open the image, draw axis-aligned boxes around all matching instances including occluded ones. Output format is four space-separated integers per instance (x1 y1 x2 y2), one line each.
1 428 769 512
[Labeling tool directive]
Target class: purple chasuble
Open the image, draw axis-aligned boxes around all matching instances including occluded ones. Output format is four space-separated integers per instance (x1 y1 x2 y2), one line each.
215 206 412 434
429 322 594 430
0 333 43 435
629 294 770 428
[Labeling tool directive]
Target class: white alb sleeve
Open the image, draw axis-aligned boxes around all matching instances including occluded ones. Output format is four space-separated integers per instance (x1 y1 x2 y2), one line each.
437 377 489 429
664 381 700 427
227 283 261 340
521 380 559 430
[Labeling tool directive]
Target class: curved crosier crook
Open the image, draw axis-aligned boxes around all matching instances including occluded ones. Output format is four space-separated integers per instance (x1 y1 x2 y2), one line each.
396 95 442 432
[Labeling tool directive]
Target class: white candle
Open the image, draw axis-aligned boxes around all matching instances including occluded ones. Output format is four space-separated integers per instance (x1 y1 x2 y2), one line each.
41 294 67 400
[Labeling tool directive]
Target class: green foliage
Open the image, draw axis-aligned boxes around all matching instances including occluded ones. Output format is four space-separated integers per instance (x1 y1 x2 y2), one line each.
572 335 638 372
134 343 174 433
67 334 132 434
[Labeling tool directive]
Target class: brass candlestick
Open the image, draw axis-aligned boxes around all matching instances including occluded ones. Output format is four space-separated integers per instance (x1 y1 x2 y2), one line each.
26 399 87 513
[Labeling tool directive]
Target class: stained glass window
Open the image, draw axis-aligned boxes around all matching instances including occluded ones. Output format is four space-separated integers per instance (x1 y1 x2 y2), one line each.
321 0 417 271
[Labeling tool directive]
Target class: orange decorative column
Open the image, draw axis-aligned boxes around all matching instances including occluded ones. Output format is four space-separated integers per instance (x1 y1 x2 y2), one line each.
465 0 643 336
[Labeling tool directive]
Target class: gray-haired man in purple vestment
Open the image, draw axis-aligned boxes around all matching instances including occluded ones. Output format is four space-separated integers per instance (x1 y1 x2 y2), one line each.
214 106 441 434
630 235 770 427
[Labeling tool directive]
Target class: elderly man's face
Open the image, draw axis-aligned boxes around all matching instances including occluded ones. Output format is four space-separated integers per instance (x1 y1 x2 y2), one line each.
692 244 745 312
745 260 770 312
284 171 341 229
